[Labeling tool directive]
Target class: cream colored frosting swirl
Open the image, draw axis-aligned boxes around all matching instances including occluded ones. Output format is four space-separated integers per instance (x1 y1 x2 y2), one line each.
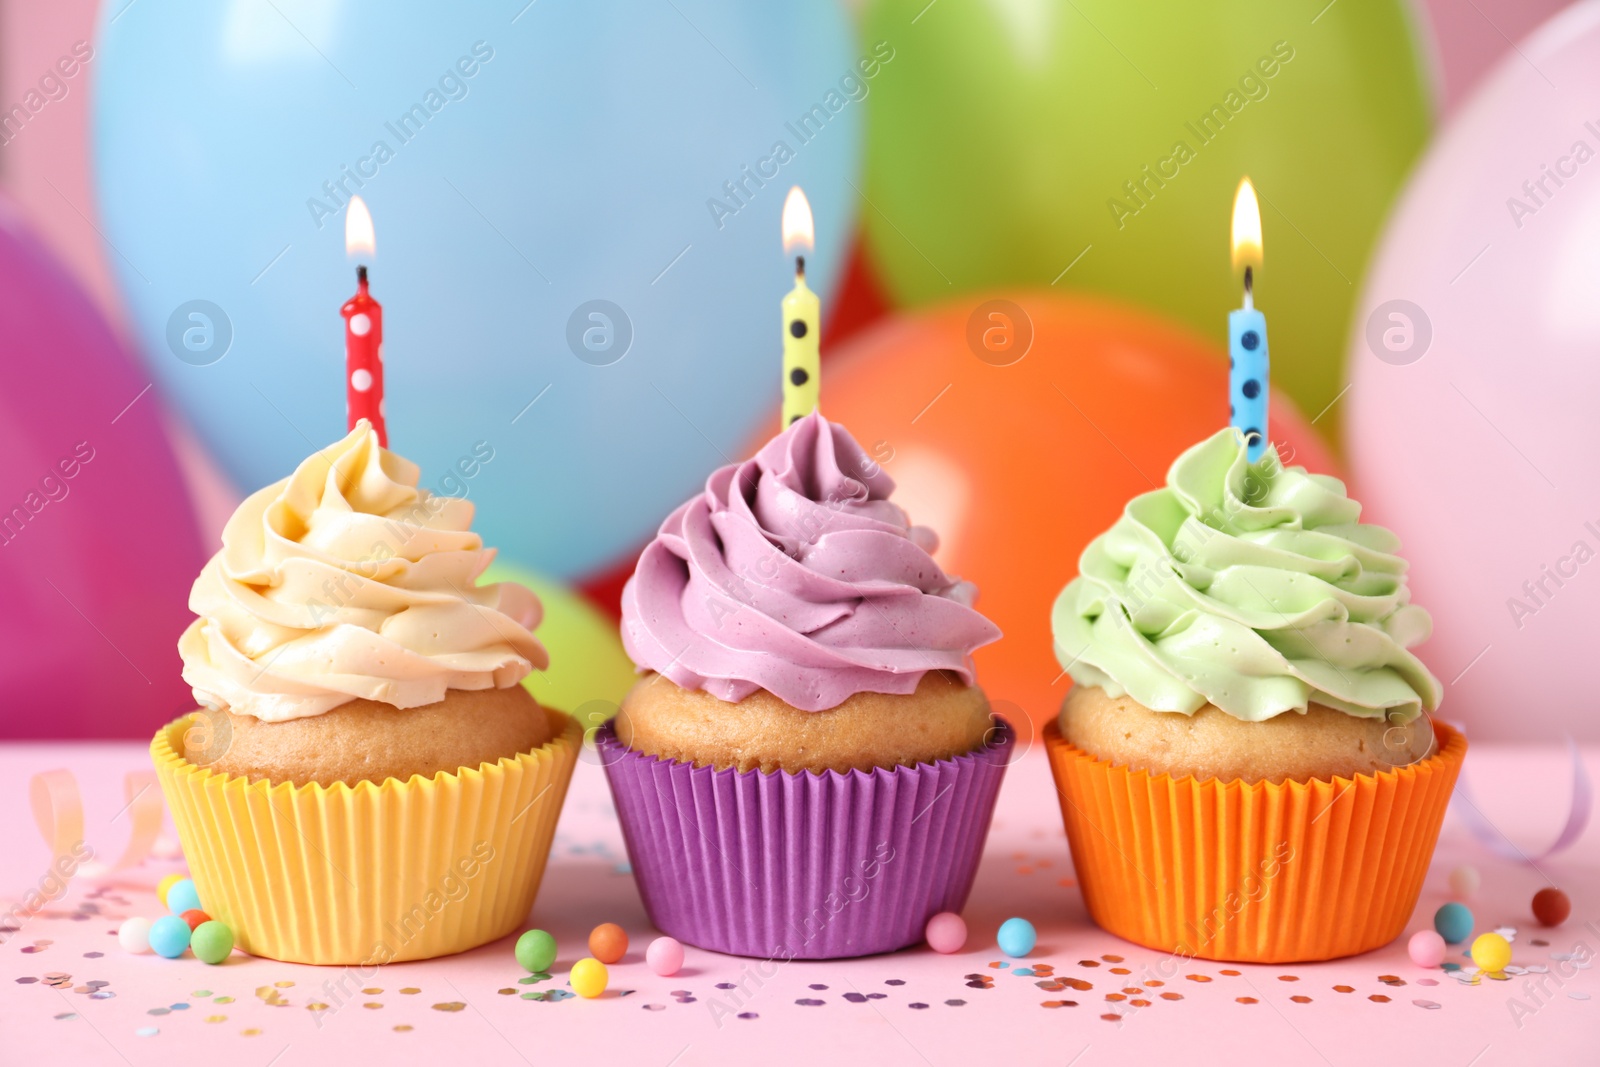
178 421 547 721
1053 429 1441 723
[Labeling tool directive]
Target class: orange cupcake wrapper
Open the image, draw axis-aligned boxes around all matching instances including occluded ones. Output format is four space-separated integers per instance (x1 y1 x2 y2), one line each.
1045 717 1466 963
151 707 580 965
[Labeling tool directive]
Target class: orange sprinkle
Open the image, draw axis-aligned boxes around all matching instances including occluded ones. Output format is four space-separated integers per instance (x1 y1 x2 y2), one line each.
1110 967 1131 975
1278 975 1300 982
1122 987 1143 995
1130 999 1151 1007
1369 995 1391 1003
363 1002 382 1010
1334 985 1356 993
1102 955 1124 963
394 1025 413 1033
1105 993 1126 1002
1017 866 1034 875
1219 969 1241 976
1290 995 1312 1004
1186 975 1213 983
1160 992 1183 1001
362 988 382 995
1063 978 1093 991
1100 1013 1122 1022
1079 960 1101 968
1146 980 1165 987
1237 997 1258 1004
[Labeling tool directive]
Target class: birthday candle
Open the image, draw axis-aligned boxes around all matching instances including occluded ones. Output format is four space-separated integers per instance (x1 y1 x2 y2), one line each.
1229 177 1268 461
342 196 386 444
780 187 820 425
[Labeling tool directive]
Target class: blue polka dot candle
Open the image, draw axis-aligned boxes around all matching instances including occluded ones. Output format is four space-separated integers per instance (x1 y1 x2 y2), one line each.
1229 177 1268 462
780 186 820 426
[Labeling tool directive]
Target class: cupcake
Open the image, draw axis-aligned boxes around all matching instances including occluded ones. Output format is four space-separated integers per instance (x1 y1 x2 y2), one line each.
153 420 579 965
1047 429 1465 963
599 411 1009 959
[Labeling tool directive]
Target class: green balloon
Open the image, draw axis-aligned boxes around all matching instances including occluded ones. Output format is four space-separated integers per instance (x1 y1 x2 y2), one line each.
481 562 637 716
860 0 1432 439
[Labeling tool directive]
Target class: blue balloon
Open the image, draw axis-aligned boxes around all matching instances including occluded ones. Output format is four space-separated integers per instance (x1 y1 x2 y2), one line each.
93 2 859 576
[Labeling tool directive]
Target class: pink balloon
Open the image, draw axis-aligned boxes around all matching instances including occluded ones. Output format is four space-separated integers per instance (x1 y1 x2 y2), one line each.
0 195 204 739
1346 3 1600 742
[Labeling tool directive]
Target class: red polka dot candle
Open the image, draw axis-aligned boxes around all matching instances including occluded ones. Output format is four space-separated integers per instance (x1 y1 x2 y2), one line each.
342 195 385 445
1229 177 1268 462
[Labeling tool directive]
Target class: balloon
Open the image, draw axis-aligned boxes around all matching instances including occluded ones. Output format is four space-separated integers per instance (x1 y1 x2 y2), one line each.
93 1 860 579
1346 2 1600 743
483 563 637 716
0 196 204 739
859 0 1432 442
1414 0 1570 112
749 292 1339 731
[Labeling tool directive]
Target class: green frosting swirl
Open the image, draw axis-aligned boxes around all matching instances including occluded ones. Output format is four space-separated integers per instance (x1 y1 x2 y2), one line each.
1052 430 1441 723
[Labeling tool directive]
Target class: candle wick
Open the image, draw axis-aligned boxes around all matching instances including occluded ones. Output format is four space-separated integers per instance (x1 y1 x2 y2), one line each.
1242 265 1253 312
357 264 368 286
795 255 805 279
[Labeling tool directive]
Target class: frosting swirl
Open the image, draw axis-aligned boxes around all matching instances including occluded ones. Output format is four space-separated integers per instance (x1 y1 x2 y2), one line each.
1052 429 1440 722
621 411 999 710
179 421 547 721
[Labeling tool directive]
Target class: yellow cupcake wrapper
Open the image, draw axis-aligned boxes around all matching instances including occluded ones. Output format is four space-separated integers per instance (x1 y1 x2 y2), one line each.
152 707 580 965
1046 718 1466 964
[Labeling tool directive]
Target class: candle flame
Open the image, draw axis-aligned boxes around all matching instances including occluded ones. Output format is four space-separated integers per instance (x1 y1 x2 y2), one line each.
345 195 375 258
1230 177 1262 274
781 186 814 255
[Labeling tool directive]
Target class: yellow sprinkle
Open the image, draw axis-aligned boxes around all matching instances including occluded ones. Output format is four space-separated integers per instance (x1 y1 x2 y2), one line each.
431 1002 467 1012
206 1015 227 1024
305 1003 330 1012
274 981 295 988
362 988 382 995
400 988 421 995
363 1002 382 1010
241 1028 261 1036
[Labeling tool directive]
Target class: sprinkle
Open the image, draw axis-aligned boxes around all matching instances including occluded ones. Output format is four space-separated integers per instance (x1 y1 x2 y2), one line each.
83 952 103 959
191 989 211 997
737 1012 759 1020
1099 1013 1121 1022
1160 992 1183 1001
1063 978 1093 991
842 992 868 1004
1105 994 1126 1002
1079 960 1101 968
1185 975 1213 983
1278 975 1300 982
147 1008 170 1016
214 996 234 1004
885 979 906 986
274 981 294 988
90 991 115 1000
364 1002 382 1009
432 1002 467 1012
1237 997 1258 1004
945 999 966 1007
1130 999 1151 1007
170 1003 190 1011
808 984 828 990
1413 999 1441 1010
394 1025 414 1032
1040 1000 1078 1008
1121 987 1143 995
1334 985 1355 993
1378 975 1405 986
908 1002 929 1010
715 983 736 990
1290 995 1312 1004
362 987 382 995
241 1028 261 1036
1369 994 1392 1003
1418 979 1440 986
1532 939 1550 947
1146 980 1164 987
207 1015 227 1023
796 998 824 1007
14 978 37 985
1109 967 1131 975
54 1013 76 1021
1102 954 1124 963
401 988 422 994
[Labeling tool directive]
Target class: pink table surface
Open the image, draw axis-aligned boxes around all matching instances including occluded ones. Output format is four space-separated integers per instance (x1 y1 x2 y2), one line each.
1 740 1595 1066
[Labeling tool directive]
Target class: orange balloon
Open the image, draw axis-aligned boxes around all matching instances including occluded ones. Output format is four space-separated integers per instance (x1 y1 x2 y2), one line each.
752 292 1340 734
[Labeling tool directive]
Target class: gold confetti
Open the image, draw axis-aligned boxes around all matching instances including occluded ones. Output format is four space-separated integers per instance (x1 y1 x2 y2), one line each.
394 1025 414 1032
206 1015 227 1023
363 1002 383 1010
305 1003 330 1012
400 988 422 995
432 1002 467 1013
498 988 517 996
1109 967 1131 976
274 981 294 988
1219 969 1241 977
242 1028 261 1036
362 988 382 995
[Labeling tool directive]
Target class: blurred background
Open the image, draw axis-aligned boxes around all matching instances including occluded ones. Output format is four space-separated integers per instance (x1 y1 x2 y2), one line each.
1 0 1595 742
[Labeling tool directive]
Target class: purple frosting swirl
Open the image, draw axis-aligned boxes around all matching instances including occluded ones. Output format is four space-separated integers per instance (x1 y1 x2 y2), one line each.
621 412 1000 711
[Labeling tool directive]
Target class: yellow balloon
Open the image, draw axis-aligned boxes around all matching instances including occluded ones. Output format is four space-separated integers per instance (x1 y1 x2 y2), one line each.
481 563 636 718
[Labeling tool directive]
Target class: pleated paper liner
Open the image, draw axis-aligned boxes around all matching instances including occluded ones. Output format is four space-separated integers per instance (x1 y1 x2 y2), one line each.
1045 717 1466 963
598 719 1013 960
151 706 580 965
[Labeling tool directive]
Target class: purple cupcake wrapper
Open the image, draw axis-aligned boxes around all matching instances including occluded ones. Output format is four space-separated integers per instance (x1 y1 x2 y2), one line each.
597 719 1012 960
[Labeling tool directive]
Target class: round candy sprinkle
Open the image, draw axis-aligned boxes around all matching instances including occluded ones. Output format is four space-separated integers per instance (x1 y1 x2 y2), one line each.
1407 930 1446 968
515 929 557 974
166 878 202 916
996 917 1036 958
1533 887 1571 927
1447 865 1480 899
570 958 607 998
1471 932 1512 972
1433 902 1473 944
925 912 967 954
588 923 627 964
191 921 234 965
645 937 684 977
181 909 212 932
156 874 185 908
149 915 192 959
118 917 153 955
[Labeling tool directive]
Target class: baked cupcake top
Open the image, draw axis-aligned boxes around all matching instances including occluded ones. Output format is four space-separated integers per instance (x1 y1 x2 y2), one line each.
621 411 1000 711
178 420 547 722
1053 429 1441 723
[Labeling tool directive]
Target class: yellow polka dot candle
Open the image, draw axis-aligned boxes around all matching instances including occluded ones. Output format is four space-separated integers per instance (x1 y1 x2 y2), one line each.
341 195 386 445
781 186 820 426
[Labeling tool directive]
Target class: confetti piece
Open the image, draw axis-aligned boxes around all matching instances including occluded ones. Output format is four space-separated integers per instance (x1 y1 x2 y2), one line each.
401 988 422 994
1079 960 1101 968
363 1002 382 1010
1186 975 1213 983
1378 975 1406 986
945 999 966 1007
432 1002 467 1012
1290 995 1312 1004
1369 995 1391 1003
136 1027 159 1037
885 979 906 987
207 1015 227 1023
1063 978 1093 991
14 978 37 985
1102 954 1124 963
1109 967 1131 976
1413 1000 1441 1010
54 1013 76 1021
808 984 828 990
147 1008 170 1016
1571 992 1592 1001
1334 985 1355 993
1105 994 1126 1003
274 981 294 988
908 1003 929 1010
1237 997 1258 1004
362 987 382 995
1121 987 1142 995
1041 1000 1078 1008
1219 969 1242 976
394 1025 414 1032
214 996 234 1004
1161 992 1183 1001
842 993 868 1003
1099 1013 1121 1022
795 998 824 1006
643 1004 665 1011
1130 999 1151 1007
242 1028 261 1036
1146 980 1164 987
737 1012 758 1020
89 991 115 1000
